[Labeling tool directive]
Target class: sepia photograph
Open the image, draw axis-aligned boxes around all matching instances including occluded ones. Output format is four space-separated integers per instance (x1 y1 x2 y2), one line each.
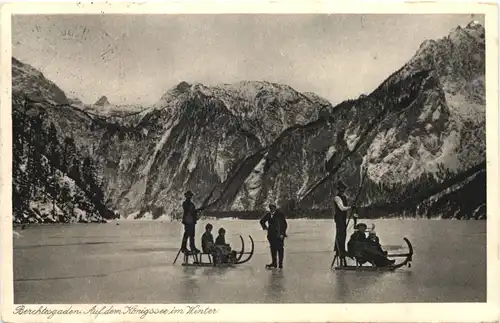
1 2 499 323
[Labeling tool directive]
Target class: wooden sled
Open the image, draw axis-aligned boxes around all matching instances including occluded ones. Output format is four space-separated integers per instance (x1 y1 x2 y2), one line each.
332 237 414 272
173 235 255 267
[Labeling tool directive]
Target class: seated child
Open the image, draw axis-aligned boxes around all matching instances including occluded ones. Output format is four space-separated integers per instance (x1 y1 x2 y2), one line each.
214 227 237 264
367 231 388 256
201 223 215 254
347 223 394 267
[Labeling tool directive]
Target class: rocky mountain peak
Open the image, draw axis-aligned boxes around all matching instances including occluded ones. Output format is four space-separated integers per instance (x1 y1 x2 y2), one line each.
151 80 330 146
94 96 110 106
465 20 485 32
12 57 69 105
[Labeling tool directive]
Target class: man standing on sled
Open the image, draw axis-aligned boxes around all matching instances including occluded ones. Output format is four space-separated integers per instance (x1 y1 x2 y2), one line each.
260 203 288 269
181 190 200 254
333 181 354 267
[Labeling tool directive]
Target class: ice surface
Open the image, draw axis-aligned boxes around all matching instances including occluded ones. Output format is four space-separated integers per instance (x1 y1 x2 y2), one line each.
13 219 486 303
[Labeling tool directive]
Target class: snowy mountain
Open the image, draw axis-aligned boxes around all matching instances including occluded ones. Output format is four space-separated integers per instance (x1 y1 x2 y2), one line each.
225 24 486 216
93 80 329 219
214 24 486 217
202 21 485 219
11 21 486 222
12 59 117 223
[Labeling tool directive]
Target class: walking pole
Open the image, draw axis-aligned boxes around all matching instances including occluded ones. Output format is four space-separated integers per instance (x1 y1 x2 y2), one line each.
173 248 182 264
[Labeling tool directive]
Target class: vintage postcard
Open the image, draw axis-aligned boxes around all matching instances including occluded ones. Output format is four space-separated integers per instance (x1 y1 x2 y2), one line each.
1 1 499 323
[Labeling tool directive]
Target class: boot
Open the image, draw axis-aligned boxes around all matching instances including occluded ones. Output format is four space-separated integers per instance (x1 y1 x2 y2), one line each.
268 246 278 268
278 248 284 269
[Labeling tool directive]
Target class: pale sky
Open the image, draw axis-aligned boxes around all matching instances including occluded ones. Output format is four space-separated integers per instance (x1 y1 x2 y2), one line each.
12 14 483 106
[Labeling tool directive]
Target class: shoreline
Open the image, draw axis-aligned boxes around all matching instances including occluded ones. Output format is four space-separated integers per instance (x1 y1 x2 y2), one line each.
12 216 486 228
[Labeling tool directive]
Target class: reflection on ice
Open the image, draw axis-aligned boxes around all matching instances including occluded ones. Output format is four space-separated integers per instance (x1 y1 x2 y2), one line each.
265 270 286 301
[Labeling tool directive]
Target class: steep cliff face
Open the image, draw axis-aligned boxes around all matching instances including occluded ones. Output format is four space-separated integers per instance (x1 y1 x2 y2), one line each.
213 22 485 219
94 81 327 218
12 59 116 223
11 21 486 222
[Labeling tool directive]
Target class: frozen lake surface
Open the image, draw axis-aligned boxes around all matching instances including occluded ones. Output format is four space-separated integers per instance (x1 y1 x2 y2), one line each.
13 219 486 303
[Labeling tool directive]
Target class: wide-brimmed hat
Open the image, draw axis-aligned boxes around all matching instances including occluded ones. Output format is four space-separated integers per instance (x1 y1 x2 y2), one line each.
355 223 367 229
268 203 277 209
184 190 194 198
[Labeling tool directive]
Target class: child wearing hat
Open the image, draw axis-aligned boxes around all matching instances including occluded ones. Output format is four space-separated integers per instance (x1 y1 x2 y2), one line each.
367 231 388 256
201 223 215 254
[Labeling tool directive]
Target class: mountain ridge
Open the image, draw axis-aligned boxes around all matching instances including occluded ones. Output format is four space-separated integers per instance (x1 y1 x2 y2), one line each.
11 21 486 223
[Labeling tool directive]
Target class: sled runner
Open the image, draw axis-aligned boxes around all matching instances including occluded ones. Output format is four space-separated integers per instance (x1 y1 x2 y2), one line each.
332 237 413 272
173 235 255 267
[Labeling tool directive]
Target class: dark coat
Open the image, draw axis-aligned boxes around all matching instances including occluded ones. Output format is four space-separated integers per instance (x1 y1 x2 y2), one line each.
367 237 386 255
260 210 288 239
201 232 214 253
215 235 227 246
333 193 349 228
347 231 366 257
182 199 198 225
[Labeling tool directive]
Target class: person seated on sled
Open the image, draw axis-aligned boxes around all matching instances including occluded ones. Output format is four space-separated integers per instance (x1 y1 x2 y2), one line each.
367 231 388 256
214 228 237 264
347 223 395 267
201 223 215 254
347 223 368 263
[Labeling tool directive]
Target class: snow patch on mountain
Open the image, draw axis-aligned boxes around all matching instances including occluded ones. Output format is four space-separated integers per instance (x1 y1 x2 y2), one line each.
140 123 174 176
366 117 462 184
214 146 228 182
445 90 485 123
232 154 267 210
345 127 361 151
325 145 337 161
297 147 310 198
187 152 198 173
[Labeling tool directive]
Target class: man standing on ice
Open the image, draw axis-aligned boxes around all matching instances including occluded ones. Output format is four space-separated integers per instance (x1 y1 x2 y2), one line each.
181 190 200 254
333 181 354 267
260 203 288 269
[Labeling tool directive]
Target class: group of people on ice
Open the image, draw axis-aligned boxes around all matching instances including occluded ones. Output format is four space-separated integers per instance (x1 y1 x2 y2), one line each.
180 191 237 264
333 181 395 267
180 181 395 268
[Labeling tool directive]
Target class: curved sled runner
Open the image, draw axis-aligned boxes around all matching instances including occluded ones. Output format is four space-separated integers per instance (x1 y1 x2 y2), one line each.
333 237 413 272
173 235 255 267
